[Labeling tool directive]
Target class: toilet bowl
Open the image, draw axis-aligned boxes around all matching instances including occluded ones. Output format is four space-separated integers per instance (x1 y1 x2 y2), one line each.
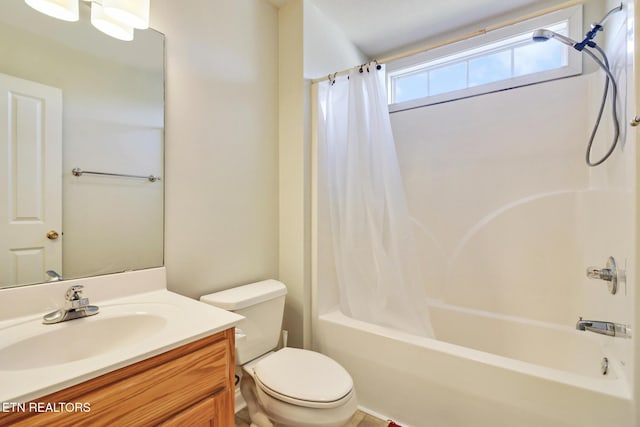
242 348 358 427
200 280 357 427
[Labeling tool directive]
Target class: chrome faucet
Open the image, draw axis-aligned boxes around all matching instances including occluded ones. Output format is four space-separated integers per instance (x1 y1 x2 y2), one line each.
576 317 631 338
46 270 63 282
42 285 99 324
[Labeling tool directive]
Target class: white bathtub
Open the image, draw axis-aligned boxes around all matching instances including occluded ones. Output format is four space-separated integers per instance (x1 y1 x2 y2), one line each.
314 304 633 427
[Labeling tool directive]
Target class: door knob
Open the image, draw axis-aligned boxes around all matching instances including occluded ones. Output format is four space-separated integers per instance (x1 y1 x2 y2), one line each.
46 230 60 240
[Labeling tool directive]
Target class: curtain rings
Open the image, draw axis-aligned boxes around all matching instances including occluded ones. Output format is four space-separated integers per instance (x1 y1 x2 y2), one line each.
327 72 338 86
359 60 382 73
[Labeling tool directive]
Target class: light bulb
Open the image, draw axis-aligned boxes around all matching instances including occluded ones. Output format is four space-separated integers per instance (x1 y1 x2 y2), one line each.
25 0 79 22
102 0 149 30
91 2 134 41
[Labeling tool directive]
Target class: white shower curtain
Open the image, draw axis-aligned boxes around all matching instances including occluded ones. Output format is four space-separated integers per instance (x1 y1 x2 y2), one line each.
318 65 434 337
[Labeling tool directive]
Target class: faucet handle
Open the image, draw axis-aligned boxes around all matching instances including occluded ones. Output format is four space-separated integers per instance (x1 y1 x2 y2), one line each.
65 285 89 309
586 267 611 280
65 285 84 301
585 256 618 294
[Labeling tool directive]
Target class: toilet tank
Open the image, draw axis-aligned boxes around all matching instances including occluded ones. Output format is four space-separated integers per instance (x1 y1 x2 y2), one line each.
200 280 287 364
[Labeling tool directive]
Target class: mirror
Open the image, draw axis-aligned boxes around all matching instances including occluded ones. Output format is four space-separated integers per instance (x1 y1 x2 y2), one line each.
0 2 164 289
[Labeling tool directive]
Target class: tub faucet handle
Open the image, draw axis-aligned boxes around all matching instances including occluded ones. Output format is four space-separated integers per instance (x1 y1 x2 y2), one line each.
586 256 618 294
587 267 613 280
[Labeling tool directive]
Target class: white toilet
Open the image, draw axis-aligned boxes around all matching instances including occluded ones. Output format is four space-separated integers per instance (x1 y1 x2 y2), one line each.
200 280 357 427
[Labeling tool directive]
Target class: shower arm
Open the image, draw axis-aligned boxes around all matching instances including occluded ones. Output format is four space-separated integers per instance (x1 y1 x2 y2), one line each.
574 3 623 51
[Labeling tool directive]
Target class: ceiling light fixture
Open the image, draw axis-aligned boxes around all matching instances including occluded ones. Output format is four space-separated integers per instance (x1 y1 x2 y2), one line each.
24 0 150 41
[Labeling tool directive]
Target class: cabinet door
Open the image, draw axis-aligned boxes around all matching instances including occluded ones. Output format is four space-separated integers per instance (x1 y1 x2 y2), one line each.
161 397 216 427
161 391 233 427
0 331 235 427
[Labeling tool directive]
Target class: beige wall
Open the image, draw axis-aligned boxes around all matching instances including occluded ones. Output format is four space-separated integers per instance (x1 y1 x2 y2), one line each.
277 0 367 348
151 0 361 349
278 0 307 348
151 1 279 299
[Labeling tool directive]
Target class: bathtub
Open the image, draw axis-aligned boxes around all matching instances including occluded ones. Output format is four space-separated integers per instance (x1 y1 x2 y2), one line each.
314 304 633 427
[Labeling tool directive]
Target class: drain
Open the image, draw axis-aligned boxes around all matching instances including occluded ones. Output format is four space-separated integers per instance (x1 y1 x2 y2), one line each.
601 357 609 375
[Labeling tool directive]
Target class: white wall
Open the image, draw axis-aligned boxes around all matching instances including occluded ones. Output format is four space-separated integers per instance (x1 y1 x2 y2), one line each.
150 0 280 299
303 1 367 79
390 75 605 323
631 0 640 422
580 0 635 390
315 75 591 318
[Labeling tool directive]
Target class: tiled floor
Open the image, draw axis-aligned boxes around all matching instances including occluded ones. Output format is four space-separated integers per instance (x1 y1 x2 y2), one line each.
235 407 389 427
343 410 390 427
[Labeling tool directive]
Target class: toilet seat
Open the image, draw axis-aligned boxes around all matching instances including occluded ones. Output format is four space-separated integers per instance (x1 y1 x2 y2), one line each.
253 347 354 409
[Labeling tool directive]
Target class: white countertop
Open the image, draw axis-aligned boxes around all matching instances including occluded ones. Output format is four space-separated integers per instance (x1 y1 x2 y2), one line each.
0 269 243 403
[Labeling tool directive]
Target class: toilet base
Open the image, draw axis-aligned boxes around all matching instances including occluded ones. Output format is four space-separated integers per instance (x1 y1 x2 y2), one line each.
235 369 247 413
240 374 357 427
241 375 275 427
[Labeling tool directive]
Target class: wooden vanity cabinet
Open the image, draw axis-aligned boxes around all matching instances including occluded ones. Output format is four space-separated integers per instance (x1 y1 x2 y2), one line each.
0 329 235 427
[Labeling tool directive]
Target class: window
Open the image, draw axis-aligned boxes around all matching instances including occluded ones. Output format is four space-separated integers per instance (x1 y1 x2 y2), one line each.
387 5 583 111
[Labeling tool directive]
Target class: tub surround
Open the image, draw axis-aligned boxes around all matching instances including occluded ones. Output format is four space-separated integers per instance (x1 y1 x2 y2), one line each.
0 267 243 403
313 23 636 423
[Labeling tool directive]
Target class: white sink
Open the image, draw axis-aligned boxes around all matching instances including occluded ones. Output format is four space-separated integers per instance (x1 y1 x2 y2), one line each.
0 312 167 370
0 287 243 403
0 267 242 402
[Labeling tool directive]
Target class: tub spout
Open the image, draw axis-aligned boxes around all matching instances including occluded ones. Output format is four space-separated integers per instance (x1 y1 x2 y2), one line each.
576 317 631 338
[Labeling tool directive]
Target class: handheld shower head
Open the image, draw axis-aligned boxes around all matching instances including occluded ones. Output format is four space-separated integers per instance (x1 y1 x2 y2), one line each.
531 29 553 41
531 29 577 47
531 3 623 167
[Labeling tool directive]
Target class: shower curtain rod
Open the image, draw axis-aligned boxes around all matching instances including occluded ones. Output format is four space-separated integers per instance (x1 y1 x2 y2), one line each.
310 0 584 84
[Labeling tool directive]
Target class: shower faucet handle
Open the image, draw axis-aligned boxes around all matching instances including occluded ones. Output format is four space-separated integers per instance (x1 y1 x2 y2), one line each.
586 256 618 295
586 267 614 281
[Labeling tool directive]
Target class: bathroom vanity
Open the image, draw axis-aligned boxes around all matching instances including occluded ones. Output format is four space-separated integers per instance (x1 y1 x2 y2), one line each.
0 268 243 427
0 330 235 426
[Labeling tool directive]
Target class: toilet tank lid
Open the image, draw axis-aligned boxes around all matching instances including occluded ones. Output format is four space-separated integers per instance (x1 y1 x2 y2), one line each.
200 279 287 311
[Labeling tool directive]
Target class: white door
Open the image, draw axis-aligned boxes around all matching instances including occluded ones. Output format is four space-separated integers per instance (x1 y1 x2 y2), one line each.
0 73 62 287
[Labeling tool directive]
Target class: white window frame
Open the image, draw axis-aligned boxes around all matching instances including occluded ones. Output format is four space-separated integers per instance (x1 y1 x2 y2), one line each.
387 5 583 112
